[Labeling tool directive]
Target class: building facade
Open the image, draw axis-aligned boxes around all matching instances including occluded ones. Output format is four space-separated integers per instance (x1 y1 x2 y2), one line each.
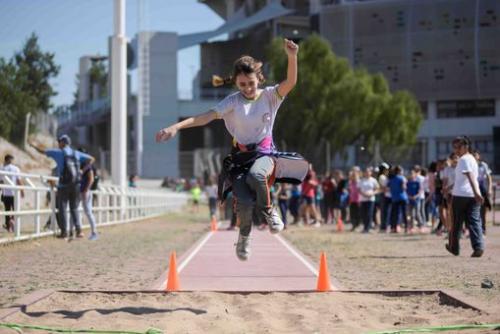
57 0 499 179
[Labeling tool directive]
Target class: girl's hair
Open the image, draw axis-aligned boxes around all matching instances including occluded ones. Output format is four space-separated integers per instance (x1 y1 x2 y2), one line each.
428 161 437 173
212 55 265 87
452 135 472 152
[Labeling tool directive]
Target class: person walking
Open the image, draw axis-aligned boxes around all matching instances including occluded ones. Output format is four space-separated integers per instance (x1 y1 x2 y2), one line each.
445 136 484 257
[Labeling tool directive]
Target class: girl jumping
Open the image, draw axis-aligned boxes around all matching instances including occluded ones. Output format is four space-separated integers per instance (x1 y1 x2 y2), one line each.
156 39 300 261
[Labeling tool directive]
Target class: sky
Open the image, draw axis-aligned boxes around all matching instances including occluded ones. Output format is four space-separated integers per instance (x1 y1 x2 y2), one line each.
0 0 224 107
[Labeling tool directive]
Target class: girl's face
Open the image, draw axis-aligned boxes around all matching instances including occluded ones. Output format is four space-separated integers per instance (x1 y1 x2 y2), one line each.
235 73 259 100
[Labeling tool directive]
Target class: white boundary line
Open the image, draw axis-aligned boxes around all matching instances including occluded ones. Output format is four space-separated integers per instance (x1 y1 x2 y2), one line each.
160 231 214 290
274 234 319 276
177 232 214 273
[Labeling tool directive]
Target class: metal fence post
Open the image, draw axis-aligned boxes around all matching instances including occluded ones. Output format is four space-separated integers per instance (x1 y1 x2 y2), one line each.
14 189 21 238
34 190 40 234
50 187 57 234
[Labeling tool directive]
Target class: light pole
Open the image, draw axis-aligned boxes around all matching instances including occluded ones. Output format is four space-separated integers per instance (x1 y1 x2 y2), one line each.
111 0 127 188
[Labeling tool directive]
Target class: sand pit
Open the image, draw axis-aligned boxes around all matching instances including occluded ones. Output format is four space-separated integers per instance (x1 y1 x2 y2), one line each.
2 290 497 334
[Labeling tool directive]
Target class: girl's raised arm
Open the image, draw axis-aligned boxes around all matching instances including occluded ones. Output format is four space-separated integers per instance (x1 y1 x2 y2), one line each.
277 38 299 98
156 110 218 142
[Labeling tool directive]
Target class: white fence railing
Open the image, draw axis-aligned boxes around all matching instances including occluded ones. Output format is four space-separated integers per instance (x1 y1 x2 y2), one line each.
0 170 188 244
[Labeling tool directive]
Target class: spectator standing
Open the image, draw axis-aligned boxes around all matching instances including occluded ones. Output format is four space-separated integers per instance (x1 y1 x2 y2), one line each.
473 150 492 235
30 135 94 239
79 149 98 241
407 168 423 232
321 173 336 224
358 167 379 233
0 154 24 232
348 169 361 231
377 163 391 232
433 160 447 235
446 136 484 257
413 165 427 231
129 174 138 188
191 181 202 213
289 184 301 224
389 165 409 233
333 170 348 223
276 183 290 228
205 177 218 220
300 166 321 226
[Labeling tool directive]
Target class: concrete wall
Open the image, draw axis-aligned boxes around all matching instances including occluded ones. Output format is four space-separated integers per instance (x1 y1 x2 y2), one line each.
139 32 179 178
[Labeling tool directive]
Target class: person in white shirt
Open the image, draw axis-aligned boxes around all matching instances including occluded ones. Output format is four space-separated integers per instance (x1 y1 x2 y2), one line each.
445 136 484 258
358 167 379 233
156 39 299 261
0 154 24 232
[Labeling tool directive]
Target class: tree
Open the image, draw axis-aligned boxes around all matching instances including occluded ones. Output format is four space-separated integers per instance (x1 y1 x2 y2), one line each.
14 32 60 113
0 58 37 143
267 35 422 169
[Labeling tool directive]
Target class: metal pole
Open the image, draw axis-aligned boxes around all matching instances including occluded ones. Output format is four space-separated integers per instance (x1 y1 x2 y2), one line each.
111 0 127 189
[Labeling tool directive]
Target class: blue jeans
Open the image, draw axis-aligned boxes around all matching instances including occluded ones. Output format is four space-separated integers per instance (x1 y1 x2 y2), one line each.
390 200 408 231
232 156 275 237
278 199 288 226
448 196 484 254
380 196 391 230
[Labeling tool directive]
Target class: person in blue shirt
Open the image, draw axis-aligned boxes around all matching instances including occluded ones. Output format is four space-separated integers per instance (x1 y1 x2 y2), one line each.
407 168 422 233
30 134 94 239
388 165 409 233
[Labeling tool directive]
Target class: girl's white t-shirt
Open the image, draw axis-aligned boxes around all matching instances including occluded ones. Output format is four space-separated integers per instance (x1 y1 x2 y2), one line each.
452 153 478 198
212 86 284 149
205 184 218 199
358 177 379 202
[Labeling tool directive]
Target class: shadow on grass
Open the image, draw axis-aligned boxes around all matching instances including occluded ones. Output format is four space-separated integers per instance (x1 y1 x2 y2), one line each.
18 305 207 319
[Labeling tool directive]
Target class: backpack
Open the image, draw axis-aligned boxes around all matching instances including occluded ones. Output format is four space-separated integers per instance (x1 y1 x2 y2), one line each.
90 166 100 190
60 149 80 186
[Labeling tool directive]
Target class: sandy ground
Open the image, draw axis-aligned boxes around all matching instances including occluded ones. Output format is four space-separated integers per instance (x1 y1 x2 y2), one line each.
3 291 497 334
1 210 500 333
0 211 209 307
284 222 500 313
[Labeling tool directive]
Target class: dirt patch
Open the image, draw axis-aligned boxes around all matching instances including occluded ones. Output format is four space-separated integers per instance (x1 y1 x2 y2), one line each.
1 211 499 332
0 210 210 308
3 291 497 334
283 224 500 315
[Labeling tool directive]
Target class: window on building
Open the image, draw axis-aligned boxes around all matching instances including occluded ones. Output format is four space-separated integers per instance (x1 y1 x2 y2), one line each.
436 140 452 158
419 101 428 119
437 99 495 118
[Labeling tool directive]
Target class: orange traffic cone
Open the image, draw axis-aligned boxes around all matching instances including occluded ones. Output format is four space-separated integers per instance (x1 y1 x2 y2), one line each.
210 216 218 232
336 216 344 232
316 252 332 292
166 251 180 291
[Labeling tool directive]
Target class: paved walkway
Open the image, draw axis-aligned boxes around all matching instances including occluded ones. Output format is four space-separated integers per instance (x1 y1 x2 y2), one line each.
153 225 338 292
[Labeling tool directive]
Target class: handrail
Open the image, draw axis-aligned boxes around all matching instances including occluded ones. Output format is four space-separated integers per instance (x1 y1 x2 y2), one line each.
0 170 188 244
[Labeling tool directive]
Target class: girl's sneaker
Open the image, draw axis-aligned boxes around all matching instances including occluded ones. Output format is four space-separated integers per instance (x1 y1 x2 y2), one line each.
88 233 99 241
235 234 251 261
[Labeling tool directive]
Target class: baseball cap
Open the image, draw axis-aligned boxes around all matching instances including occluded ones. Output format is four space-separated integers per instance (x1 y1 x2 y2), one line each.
57 134 71 145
